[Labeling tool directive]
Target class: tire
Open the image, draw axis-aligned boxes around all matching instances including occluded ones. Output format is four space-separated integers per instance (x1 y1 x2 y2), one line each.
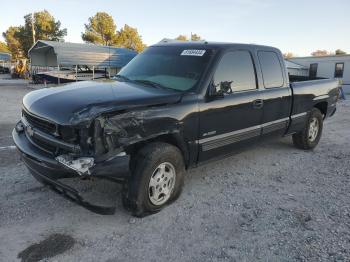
122 142 185 217
292 108 323 150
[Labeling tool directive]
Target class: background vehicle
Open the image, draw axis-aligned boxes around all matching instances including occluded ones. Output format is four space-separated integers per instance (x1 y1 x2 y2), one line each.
0 65 10 74
13 42 339 216
11 59 29 79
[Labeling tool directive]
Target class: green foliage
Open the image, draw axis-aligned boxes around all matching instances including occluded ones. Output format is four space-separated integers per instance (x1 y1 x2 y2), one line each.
175 35 188 41
81 13 146 52
311 50 330 57
335 49 346 55
114 25 146 52
283 52 294 59
2 10 67 58
191 33 201 41
2 27 23 59
0 41 10 53
175 33 202 41
82 12 117 46
32 11 67 41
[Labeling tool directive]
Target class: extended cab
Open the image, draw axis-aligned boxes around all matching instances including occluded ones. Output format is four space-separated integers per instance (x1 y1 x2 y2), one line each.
13 42 339 216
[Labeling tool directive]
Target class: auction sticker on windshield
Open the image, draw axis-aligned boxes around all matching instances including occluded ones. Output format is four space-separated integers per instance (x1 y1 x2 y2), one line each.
181 50 206 56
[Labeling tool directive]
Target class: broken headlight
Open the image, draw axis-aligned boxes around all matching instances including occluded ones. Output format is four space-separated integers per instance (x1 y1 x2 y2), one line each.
56 154 94 175
60 126 78 142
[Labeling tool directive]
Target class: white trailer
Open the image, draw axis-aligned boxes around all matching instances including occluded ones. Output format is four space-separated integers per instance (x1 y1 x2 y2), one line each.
289 55 350 94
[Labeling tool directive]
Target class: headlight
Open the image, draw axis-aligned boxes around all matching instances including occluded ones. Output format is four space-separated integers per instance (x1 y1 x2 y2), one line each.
56 154 94 175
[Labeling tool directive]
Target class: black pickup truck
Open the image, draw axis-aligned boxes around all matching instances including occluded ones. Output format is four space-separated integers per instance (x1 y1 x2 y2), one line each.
13 42 339 216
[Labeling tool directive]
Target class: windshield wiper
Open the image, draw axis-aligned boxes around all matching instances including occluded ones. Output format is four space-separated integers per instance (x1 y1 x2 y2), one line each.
114 74 131 81
133 79 170 90
116 77 179 92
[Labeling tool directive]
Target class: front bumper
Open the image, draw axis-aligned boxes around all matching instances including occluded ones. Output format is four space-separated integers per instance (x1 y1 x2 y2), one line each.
12 127 131 215
13 127 131 179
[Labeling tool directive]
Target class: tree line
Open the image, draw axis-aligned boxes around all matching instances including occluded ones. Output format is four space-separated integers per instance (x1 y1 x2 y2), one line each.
0 10 202 59
3 10 345 60
283 49 347 59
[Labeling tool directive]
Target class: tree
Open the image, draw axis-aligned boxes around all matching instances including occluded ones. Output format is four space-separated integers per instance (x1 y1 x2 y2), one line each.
32 11 66 41
2 27 23 59
283 52 294 59
3 10 67 58
335 49 346 55
20 10 67 55
82 12 117 46
311 50 330 57
175 33 202 41
0 41 10 53
191 33 201 41
114 24 146 52
81 12 146 52
175 35 188 41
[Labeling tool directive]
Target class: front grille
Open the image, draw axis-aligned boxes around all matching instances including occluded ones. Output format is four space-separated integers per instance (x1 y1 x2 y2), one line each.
22 110 57 134
22 109 58 155
31 136 57 154
22 109 81 156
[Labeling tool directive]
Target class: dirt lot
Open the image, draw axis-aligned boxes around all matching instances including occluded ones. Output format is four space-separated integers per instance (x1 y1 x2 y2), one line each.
0 82 349 262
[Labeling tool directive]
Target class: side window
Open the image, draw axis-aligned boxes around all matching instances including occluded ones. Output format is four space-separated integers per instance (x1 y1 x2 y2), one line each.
213 50 257 94
334 63 344 78
309 63 318 79
257 51 284 88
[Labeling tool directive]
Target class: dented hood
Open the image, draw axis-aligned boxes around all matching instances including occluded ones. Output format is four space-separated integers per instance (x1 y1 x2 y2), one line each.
23 80 182 125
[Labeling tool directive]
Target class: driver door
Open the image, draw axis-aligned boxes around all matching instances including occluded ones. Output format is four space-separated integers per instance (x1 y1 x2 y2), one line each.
198 50 263 162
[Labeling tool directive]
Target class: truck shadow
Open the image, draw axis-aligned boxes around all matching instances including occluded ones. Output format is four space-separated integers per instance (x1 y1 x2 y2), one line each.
5 137 297 220
52 139 295 215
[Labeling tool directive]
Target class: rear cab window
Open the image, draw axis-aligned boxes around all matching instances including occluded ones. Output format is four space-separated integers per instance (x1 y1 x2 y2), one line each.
257 51 284 88
212 50 257 94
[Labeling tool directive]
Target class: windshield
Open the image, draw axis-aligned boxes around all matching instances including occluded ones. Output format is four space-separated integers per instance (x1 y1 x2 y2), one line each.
117 46 213 91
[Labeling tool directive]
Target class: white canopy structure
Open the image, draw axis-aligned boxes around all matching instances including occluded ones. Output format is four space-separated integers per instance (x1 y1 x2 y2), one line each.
29 40 137 68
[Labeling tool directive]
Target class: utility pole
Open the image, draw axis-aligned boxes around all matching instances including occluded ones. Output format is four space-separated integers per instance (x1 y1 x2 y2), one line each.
31 12 36 44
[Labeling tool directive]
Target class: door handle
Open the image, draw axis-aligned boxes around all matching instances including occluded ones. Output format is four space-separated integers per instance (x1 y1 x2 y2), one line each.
253 99 264 109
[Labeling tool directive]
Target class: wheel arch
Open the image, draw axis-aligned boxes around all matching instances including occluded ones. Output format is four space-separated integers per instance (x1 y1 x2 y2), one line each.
313 101 328 117
125 133 190 168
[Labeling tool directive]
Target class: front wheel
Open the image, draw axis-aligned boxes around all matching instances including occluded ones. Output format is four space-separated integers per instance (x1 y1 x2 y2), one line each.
292 108 323 150
122 142 185 217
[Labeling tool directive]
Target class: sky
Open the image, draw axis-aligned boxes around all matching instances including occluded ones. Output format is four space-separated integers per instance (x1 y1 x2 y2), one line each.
1 0 349 56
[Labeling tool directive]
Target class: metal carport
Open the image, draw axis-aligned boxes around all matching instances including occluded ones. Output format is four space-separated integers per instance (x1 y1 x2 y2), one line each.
28 40 137 77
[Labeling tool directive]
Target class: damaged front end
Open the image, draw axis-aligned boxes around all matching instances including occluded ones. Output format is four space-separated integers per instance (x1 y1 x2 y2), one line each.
13 110 133 215
14 79 184 214
56 155 95 175
14 102 181 214
47 110 132 177
53 119 131 177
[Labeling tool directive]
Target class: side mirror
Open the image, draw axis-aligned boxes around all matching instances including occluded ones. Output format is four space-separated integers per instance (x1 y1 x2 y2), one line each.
208 83 224 99
220 81 233 94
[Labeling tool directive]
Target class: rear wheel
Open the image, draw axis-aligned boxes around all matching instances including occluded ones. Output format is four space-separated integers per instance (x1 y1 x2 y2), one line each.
122 142 185 217
292 108 323 150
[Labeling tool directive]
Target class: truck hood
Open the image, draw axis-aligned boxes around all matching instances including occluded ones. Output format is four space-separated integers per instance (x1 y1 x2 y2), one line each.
23 80 182 126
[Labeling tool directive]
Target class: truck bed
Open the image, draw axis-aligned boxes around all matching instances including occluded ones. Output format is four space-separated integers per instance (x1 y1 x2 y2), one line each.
289 75 328 82
286 78 339 134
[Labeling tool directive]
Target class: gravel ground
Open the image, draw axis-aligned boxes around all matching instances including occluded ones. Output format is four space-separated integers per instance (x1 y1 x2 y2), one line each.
0 82 349 262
